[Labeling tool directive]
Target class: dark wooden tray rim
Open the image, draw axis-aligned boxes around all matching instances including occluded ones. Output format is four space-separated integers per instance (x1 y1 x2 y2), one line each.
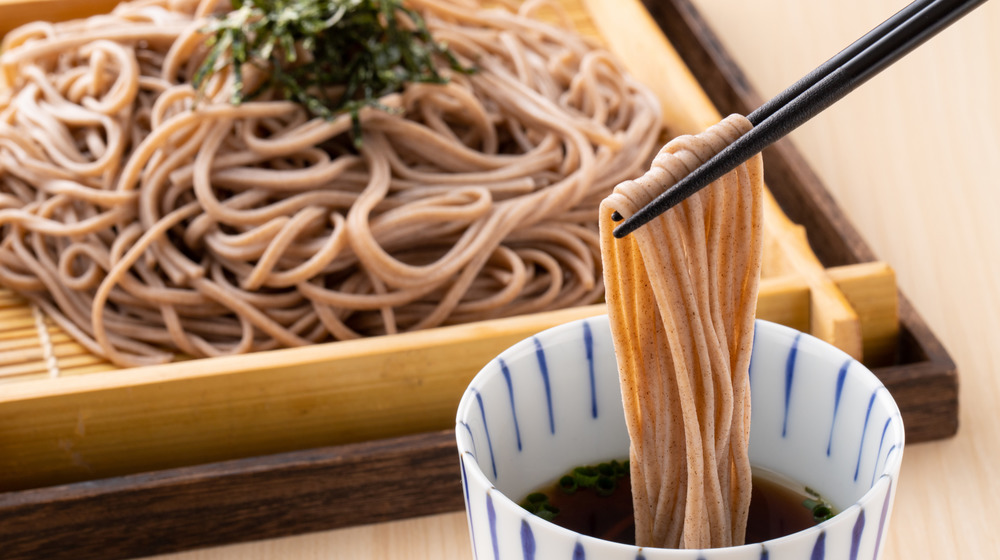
0 1 957 558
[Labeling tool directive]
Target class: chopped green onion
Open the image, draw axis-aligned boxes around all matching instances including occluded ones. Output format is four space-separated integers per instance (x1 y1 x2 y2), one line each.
525 492 548 505
535 504 560 521
812 504 835 522
573 466 600 488
595 475 616 496
803 490 837 523
559 475 578 494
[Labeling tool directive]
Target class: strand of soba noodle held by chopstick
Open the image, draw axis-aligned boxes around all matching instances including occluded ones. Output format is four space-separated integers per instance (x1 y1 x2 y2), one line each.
0 0 663 367
600 114 763 549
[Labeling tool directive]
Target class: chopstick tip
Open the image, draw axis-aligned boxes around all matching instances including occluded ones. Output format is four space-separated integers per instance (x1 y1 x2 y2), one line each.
612 218 636 239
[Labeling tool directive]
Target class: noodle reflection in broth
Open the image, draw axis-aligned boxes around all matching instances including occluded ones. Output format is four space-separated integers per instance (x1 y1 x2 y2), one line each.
0 0 661 367
600 114 763 548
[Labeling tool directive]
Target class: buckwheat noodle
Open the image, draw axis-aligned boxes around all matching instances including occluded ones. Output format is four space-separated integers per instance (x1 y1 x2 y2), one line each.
600 114 763 549
0 0 661 367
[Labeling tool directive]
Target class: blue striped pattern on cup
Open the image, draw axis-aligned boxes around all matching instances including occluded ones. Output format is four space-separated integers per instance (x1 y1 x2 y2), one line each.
456 317 904 560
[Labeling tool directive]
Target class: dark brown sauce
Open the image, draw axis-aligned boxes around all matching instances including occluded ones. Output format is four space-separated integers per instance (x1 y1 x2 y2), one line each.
744 470 832 544
524 466 834 546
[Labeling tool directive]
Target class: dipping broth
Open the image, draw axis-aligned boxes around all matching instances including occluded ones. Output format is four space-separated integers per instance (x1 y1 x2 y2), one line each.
520 462 836 546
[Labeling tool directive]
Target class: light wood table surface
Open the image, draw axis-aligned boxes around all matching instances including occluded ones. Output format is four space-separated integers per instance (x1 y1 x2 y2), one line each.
147 0 1000 557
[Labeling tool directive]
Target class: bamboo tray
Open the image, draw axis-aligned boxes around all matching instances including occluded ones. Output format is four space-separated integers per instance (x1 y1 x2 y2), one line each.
0 0 957 558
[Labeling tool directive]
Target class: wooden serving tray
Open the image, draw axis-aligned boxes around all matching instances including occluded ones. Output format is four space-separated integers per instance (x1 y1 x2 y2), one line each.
0 0 957 558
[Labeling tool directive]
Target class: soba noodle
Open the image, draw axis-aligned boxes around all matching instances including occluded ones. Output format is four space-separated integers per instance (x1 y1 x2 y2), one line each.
0 0 662 367
600 114 763 549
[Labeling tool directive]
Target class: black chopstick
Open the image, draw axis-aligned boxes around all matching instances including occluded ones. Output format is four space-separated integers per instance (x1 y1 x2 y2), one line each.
612 0 989 238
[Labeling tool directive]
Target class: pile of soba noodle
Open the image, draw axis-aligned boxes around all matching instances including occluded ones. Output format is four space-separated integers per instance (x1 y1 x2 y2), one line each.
600 114 763 549
0 0 662 367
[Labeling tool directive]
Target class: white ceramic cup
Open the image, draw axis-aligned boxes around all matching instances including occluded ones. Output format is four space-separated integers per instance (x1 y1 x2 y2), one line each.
456 317 904 560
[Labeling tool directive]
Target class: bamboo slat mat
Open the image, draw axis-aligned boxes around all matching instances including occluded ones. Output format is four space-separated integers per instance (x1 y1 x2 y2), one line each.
0 290 115 382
